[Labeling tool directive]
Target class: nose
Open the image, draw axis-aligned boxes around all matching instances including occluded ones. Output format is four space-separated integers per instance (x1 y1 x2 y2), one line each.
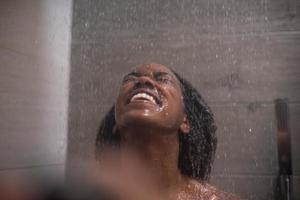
135 76 155 89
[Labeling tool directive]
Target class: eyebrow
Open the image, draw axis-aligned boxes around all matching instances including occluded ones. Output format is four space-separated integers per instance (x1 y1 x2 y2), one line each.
153 71 171 78
124 72 142 77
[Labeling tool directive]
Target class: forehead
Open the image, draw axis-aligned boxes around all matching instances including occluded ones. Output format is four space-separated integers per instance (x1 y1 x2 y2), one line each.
130 63 176 77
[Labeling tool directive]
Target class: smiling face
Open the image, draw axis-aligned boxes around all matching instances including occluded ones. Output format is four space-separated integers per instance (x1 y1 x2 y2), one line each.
115 63 189 134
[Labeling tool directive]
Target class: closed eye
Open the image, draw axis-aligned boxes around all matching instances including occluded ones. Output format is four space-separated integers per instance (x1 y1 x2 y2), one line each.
122 72 140 83
122 75 136 83
156 76 172 83
154 72 174 84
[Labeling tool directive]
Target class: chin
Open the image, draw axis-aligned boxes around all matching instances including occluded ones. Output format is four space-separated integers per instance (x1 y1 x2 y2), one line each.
117 115 179 135
118 112 163 129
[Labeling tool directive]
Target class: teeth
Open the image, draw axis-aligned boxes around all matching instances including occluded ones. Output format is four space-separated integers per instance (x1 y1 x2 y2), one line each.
130 93 157 104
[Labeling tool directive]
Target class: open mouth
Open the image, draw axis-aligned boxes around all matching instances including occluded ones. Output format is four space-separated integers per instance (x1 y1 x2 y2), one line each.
127 89 162 106
130 93 157 104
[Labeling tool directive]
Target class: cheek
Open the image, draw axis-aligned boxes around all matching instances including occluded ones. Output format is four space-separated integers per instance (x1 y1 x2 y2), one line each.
168 86 184 106
116 84 130 106
114 92 126 122
165 91 185 116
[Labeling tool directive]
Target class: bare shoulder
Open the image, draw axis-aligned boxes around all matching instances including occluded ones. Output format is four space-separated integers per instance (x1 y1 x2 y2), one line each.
178 180 241 200
201 181 241 200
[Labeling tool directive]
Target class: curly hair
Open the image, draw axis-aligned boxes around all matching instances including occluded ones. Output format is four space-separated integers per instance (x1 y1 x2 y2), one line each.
95 71 217 181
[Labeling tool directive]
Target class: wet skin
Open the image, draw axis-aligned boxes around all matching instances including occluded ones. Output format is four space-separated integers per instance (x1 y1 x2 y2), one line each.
111 63 240 200
115 63 189 134
113 63 191 198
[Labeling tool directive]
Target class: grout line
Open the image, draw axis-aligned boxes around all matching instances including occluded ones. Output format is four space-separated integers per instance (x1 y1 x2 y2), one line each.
0 163 64 172
208 100 300 107
212 173 300 178
71 30 300 44
0 45 34 59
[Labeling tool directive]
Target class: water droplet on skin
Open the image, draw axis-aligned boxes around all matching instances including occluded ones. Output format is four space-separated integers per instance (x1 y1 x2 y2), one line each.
143 109 150 116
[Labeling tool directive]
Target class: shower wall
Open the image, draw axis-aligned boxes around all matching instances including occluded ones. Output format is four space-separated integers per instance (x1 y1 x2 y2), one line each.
68 0 300 199
0 0 72 178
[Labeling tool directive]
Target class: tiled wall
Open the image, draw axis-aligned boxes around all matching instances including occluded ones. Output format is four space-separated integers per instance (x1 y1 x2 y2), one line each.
0 0 71 178
68 0 300 199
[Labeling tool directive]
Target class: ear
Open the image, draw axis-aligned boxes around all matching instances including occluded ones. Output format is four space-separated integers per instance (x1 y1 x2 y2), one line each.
180 115 190 134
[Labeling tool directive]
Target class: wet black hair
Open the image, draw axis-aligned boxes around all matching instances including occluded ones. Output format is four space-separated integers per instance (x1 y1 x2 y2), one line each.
95 71 217 181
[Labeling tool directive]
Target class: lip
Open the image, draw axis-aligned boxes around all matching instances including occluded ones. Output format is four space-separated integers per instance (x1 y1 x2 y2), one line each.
126 88 163 106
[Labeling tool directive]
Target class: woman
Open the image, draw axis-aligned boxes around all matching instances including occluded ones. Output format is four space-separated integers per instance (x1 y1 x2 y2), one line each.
96 63 240 200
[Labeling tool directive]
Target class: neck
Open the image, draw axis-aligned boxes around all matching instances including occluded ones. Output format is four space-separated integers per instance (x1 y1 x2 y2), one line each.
120 127 186 193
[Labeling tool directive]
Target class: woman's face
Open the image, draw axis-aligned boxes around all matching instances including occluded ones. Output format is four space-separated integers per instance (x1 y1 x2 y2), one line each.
115 63 187 133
